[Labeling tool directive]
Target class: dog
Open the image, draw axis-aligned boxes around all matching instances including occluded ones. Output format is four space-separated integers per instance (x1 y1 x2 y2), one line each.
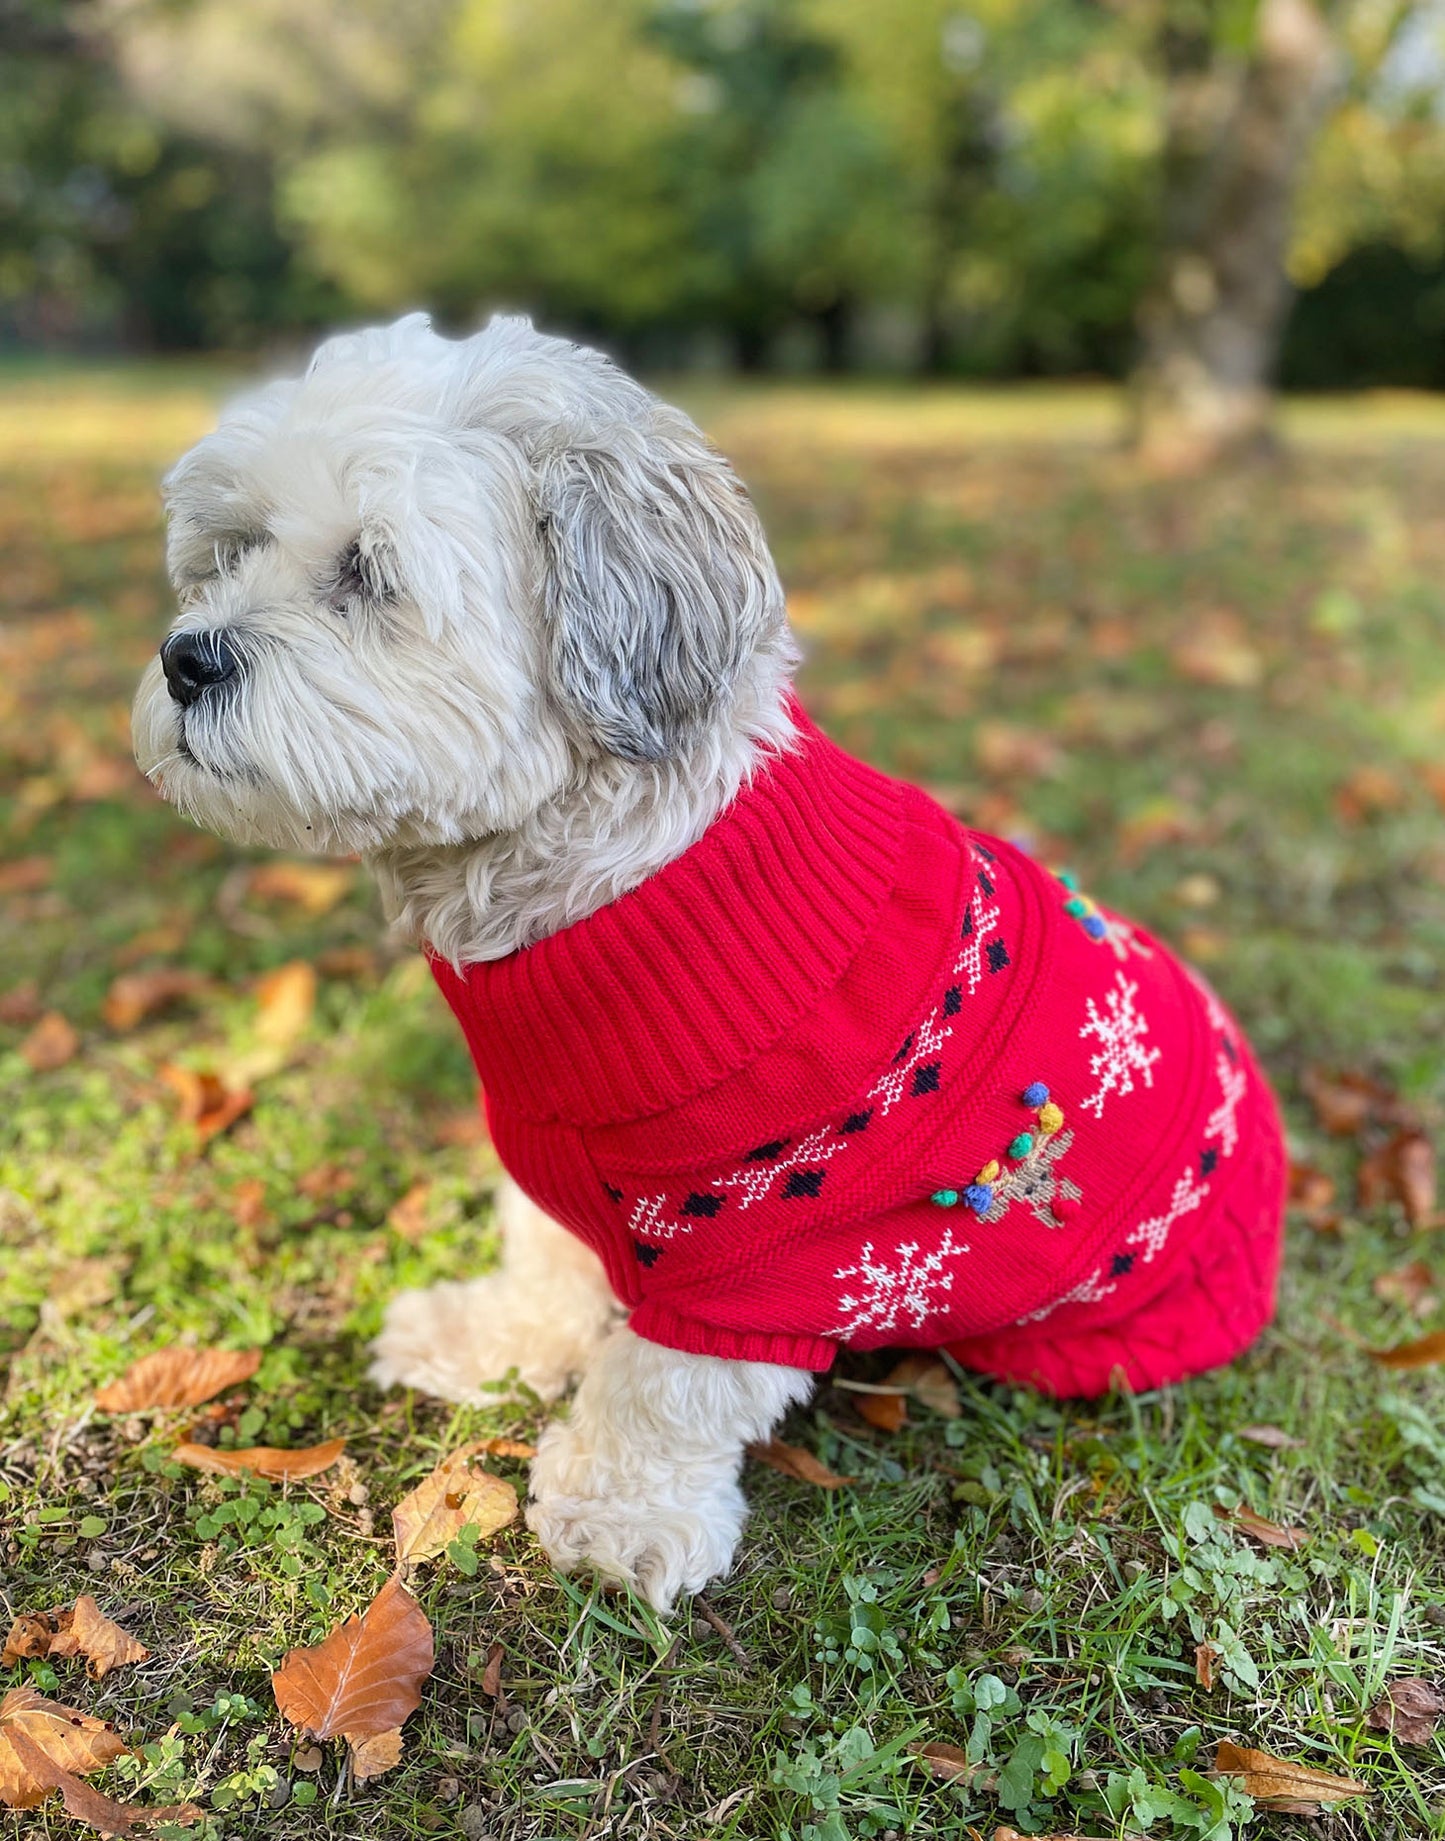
134 313 1287 1613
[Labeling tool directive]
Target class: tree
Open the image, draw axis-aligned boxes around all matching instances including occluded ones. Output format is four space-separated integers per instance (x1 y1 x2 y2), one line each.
1129 0 1338 469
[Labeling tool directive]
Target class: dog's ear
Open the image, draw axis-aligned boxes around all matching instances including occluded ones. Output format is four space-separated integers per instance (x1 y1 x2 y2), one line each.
534 417 784 762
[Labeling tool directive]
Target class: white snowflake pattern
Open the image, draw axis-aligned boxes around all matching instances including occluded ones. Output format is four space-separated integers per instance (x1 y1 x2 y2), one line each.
629 1195 691 1241
1018 1264 1118 1324
1205 1049 1248 1158
1127 1165 1210 1264
713 1125 851 1208
831 1229 969 1339
1078 971 1161 1119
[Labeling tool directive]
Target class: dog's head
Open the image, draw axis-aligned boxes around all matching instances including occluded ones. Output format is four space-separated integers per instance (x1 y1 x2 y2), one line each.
132 313 789 854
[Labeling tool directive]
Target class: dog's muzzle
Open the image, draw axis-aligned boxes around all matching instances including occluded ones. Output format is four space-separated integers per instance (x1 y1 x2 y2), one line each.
161 628 241 709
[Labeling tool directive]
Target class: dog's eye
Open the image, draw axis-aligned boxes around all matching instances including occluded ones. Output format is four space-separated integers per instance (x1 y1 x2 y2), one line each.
182 530 265 588
328 539 394 612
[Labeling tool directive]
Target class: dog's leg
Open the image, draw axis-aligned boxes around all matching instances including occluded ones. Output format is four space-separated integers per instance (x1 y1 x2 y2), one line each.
369 1177 620 1403
525 1328 814 1613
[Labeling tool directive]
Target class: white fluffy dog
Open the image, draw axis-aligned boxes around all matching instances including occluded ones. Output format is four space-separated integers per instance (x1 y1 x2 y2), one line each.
133 313 815 1611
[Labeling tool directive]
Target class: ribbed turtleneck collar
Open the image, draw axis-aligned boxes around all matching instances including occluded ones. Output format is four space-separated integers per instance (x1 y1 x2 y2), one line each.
429 709 905 1127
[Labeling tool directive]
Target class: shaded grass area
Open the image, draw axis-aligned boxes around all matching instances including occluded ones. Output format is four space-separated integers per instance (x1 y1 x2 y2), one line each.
1 365 1443 1839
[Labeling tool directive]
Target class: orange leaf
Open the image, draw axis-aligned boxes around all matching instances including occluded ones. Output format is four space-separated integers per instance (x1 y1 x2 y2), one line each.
0 856 53 895
20 1012 78 1072
1358 1130 1437 1229
95 1346 261 1413
1195 1642 1218 1690
385 1181 432 1242
0 1687 129 1812
1300 1067 1398 1138
101 968 210 1032
747 1439 857 1489
272 1573 434 1752
349 1726 404 1781
46 1599 149 1680
2 1723 201 1831
885 1353 961 1418
1213 1740 1368 1811
856 1391 908 1433
1 1616 54 1669
245 860 355 916
910 1739 975 1782
391 1445 519 1565
1287 1161 1338 1231
252 961 316 1050
1368 1329 1445 1370
1365 1677 1443 1746
171 1437 346 1481
474 1437 537 1460
157 1064 255 1145
1372 1260 1437 1316
1212 1503 1307 1550
479 1642 504 1699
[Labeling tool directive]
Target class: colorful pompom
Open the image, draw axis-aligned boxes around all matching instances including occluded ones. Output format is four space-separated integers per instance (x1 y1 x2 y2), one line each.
931 1188 959 1208
1007 1132 1034 1159
1052 1195 1081 1222
1022 1081 1049 1108
963 1183 994 1214
977 1159 1001 1183
1063 895 1089 918
1083 914 1108 941
1057 870 1079 891
1037 1101 1065 1133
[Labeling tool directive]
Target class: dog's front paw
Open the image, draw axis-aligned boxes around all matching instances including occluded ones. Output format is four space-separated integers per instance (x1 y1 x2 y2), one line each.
524 1420 745 1614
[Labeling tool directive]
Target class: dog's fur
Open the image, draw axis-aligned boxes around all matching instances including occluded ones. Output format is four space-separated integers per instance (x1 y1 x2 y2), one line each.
134 313 815 1610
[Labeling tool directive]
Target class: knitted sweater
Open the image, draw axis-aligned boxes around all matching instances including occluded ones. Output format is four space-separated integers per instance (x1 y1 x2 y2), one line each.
431 710 1286 1397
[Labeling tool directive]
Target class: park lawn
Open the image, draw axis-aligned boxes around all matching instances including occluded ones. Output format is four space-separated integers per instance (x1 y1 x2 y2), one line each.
1 362 1444 1841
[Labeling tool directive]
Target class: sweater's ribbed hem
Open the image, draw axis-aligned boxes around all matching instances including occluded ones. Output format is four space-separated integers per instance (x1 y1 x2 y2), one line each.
629 1299 838 1372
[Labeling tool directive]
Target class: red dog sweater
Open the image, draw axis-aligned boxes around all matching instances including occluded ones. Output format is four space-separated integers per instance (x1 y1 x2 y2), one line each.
431 709 1286 1398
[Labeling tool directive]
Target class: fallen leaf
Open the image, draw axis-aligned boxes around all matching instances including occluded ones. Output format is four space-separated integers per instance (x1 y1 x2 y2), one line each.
910 1739 975 1782
224 1177 268 1232
1171 621 1264 688
1116 797 1197 865
1373 1259 1437 1316
973 721 1061 781
1287 1161 1339 1231
1334 763 1406 825
171 1437 346 1481
747 1439 857 1489
0 856 53 895
101 968 210 1032
885 1353 962 1419
3 1723 201 1831
1358 1130 1437 1228
1195 1642 1218 1690
96 1346 261 1413
21 1012 78 1072
349 1726 404 1781
1213 1503 1307 1550
47 1599 150 1679
1301 1067 1397 1138
392 1444 519 1565
479 1642 504 1699
474 1437 537 1460
1365 1677 1444 1745
386 1181 432 1242
253 961 317 1050
245 860 355 916
856 1390 908 1433
157 1064 255 1144
1368 1329 1445 1370
1237 1425 1305 1451
315 945 380 980
292 1744 323 1773
0 981 43 1027
1213 1739 1368 1812
272 1573 434 1777
0 1687 129 1812
1 1616 53 1669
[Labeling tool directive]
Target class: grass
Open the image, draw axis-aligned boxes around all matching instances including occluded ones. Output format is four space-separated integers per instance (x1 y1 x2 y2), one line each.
1 361 1444 1841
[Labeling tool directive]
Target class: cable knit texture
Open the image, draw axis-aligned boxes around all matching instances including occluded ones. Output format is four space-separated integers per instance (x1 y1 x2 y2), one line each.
431 710 1287 1397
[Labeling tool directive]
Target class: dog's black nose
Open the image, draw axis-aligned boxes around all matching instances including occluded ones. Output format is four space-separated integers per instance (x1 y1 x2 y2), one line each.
161 629 240 708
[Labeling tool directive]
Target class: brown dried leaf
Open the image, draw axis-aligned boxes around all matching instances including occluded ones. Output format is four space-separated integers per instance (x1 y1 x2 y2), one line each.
46 1599 149 1680
1373 1260 1437 1316
1213 1739 1368 1810
474 1437 537 1460
245 860 355 915
1368 1329 1445 1370
479 1642 504 1699
0 980 43 1027
1334 763 1407 825
3 1724 201 1832
96 1346 261 1413
0 1687 129 1811
1365 1677 1443 1746
856 1390 908 1433
349 1726 405 1781
0 856 53 895
747 1439 857 1489
1301 1067 1396 1138
157 1064 255 1145
1287 1161 1339 1231
272 1573 434 1748
1195 1643 1218 1691
1 1616 54 1669
171 1436 346 1481
1212 1502 1307 1550
1171 622 1264 689
391 1444 519 1565
883 1353 962 1418
252 961 317 1050
101 968 210 1032
1358 1130 1437 1229
21 1011 79 1072
1237 1425 1305 1451
386 1181 432 1242
910 1739 975 1782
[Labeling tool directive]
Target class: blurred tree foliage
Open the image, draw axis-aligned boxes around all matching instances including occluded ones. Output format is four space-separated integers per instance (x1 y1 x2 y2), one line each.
5 0 1445 381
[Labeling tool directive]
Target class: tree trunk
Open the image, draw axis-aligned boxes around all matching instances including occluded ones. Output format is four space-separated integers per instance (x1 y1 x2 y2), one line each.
1130 0 1337 470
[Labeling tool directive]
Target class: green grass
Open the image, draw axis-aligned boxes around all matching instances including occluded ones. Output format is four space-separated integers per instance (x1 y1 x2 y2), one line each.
2 366 1444 1840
